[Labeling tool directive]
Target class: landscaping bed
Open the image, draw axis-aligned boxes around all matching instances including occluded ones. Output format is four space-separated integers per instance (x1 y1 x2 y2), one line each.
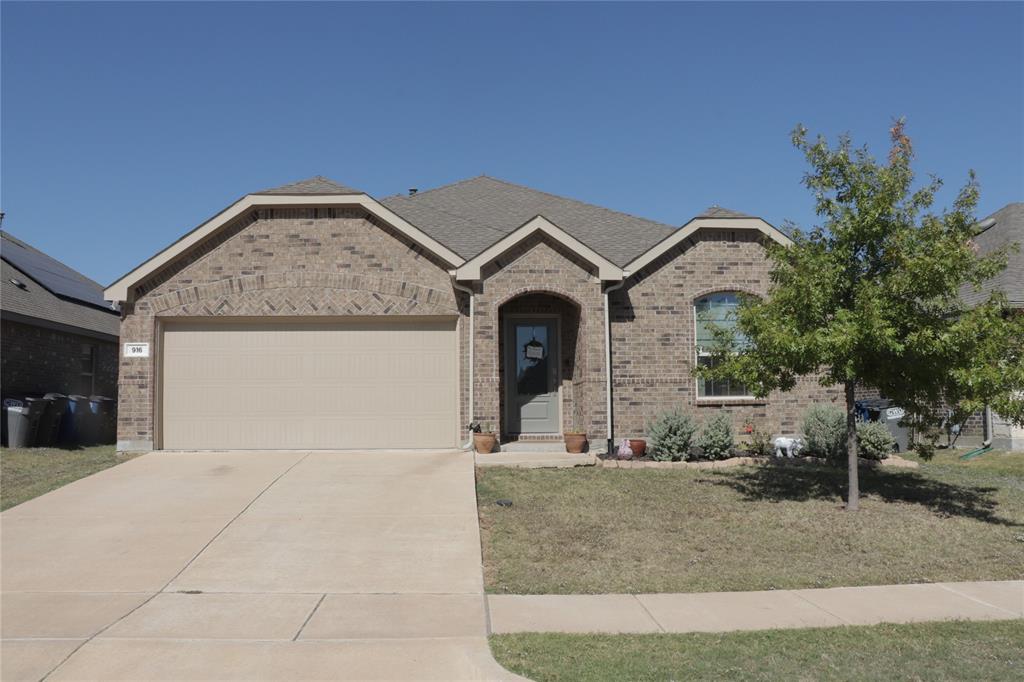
477 449 1024 594
0 445 138 511
490 620 1024 682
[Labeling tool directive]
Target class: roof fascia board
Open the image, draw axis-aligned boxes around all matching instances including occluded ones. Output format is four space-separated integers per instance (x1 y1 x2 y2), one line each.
625 217 792 275
104 194 465 302
455 215 623 281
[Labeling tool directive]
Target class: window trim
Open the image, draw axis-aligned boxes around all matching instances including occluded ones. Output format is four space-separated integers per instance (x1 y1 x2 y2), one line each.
693 291 757 401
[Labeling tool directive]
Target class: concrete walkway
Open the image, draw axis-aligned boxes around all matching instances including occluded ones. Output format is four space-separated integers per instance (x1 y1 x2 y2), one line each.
489 581 1024 634
2 450 521 681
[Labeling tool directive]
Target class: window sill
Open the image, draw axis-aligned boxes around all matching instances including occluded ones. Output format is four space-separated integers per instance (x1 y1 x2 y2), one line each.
695 397 767 406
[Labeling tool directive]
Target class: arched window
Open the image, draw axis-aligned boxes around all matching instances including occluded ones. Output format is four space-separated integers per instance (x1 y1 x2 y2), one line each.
694 292 751 398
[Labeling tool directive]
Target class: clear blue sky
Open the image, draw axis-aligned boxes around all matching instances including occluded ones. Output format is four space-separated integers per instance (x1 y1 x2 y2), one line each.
3 1 1022 286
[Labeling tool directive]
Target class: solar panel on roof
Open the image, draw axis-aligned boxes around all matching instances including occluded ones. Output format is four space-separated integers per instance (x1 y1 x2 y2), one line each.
0 236 110 309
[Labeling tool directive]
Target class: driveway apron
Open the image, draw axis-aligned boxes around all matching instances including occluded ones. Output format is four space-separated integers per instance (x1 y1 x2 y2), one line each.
1 450 520 681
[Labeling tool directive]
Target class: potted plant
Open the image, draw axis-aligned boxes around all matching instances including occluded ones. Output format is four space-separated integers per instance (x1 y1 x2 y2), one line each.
469 421 497 454
628 438 647 457
563 423 588 454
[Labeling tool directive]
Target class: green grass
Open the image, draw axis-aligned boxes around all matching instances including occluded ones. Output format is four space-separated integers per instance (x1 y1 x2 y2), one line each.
477 450 1024 594
0 445 139 511
490 620 1024 682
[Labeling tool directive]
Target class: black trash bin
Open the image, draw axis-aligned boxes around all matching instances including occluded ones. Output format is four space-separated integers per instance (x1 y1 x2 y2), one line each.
37 393 69 447
4 398 45 448
59 395 91 446
89 396 116 444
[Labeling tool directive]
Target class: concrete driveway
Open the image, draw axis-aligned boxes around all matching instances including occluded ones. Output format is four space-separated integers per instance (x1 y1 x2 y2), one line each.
1 450 521 681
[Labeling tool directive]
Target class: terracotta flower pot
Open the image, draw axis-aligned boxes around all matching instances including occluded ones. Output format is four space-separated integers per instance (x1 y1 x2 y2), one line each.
629 439 647 457
564 433 588 454
473 432 497 454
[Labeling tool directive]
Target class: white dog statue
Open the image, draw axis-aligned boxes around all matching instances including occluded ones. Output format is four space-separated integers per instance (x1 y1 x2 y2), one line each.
773 436 804 458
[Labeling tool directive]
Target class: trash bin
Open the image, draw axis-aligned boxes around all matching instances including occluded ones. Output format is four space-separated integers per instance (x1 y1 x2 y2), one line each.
855 399 909 452
4 398 45 448
36 393 68 447
88 396 116 444
59 395 91 446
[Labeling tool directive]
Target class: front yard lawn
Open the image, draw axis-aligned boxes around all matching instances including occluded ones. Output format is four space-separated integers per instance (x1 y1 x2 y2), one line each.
0 445 139 511
477 450 1024 594
490 620 1024 682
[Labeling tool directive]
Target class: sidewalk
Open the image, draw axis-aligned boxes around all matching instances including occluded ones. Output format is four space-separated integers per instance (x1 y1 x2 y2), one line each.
488 580 1023 634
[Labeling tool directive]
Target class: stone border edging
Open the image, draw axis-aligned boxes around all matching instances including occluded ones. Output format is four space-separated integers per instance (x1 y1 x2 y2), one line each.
599 454 918 470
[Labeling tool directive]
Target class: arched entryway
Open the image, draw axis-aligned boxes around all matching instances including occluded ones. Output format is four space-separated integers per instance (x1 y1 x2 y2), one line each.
497 292 584 440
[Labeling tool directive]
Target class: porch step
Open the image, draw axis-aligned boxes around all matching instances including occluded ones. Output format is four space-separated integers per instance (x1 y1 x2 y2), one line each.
475 451 598 469
499 439 566 453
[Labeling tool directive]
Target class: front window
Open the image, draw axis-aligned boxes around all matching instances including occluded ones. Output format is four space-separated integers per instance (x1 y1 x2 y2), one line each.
695 292 751 398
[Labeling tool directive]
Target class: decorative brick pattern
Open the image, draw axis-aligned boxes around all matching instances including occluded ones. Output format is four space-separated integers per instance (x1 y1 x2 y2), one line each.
473 234 606 440
117 207 464 448
117 208 840 451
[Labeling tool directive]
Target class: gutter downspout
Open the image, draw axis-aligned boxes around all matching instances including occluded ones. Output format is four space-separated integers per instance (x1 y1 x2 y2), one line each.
960 405 994 461
451 275 475 449
604 275 628 454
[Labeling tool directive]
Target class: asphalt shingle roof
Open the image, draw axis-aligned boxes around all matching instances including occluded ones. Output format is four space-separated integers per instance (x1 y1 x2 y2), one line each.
380 176 676 266
255 176 362 195
962 202 1024 308
1 233 119 337
697 206 753 219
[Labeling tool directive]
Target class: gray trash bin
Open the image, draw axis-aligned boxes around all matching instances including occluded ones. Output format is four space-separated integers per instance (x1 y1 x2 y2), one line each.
4 398 45 448
881 405 910 453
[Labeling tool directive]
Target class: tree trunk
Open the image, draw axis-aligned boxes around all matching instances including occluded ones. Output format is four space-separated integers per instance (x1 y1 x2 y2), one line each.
845 380 860 511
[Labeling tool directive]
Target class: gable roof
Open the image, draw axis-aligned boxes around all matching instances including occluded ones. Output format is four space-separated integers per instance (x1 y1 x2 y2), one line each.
962 202 1024 307
254 176 362 195
697 206 753 219
1 232 119 338
381 176 676 266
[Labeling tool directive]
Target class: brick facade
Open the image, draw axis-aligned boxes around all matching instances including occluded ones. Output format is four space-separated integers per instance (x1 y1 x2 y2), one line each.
117 208 839 451
1 320 118 399
610 230 841 439
118 207 466 450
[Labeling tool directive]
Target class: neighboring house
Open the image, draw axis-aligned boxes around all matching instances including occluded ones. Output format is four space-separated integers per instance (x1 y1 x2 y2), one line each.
105 176 838 452
1 231 120 401
961 202 1024 450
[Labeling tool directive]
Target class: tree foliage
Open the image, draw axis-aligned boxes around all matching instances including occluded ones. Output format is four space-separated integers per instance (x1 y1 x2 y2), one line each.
698 120 1024 509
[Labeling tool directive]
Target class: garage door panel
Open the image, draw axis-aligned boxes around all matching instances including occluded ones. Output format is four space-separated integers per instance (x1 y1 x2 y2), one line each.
161 319 458 450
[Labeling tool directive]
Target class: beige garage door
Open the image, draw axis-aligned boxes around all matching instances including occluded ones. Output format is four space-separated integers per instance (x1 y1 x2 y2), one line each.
160 318 458 450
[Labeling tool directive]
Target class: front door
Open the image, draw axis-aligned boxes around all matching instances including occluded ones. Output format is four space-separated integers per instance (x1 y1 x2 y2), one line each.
504 317 560 434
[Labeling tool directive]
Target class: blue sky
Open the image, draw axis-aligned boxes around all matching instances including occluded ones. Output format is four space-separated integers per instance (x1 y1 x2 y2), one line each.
3 1 1022 286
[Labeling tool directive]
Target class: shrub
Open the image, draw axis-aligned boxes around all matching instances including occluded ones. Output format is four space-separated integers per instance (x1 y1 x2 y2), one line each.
648 409 697 461
697 413 734 460
857 421 895 460
802 404 846 458
742 421 775 457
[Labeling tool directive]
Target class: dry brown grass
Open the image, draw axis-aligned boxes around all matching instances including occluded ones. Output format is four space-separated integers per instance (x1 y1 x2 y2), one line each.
477 450 1024 594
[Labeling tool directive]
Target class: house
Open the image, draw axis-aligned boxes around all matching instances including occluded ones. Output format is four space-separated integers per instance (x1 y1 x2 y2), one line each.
104 176 838 452
1 230 120 402
961 202 1024 450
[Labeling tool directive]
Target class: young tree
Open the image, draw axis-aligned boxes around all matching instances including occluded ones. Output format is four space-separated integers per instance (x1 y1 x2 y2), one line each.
699 120 1024 511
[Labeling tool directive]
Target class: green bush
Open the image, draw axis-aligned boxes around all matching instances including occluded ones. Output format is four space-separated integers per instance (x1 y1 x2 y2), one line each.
857 421 895 460
802 404 846 458
697 413 734 460
648 409 697 461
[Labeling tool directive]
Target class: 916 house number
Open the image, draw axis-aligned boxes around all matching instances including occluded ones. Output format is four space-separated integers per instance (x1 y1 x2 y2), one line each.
123 343 150 358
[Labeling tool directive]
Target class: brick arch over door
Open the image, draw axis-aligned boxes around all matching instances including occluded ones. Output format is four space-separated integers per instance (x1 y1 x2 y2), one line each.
147 271 459 318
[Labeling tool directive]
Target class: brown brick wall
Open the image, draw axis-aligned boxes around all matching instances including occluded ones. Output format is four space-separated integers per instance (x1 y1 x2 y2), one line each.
474 234 607 440
610 230 841 439
118 206 465 449
1 319 118 399
118 206 843 451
